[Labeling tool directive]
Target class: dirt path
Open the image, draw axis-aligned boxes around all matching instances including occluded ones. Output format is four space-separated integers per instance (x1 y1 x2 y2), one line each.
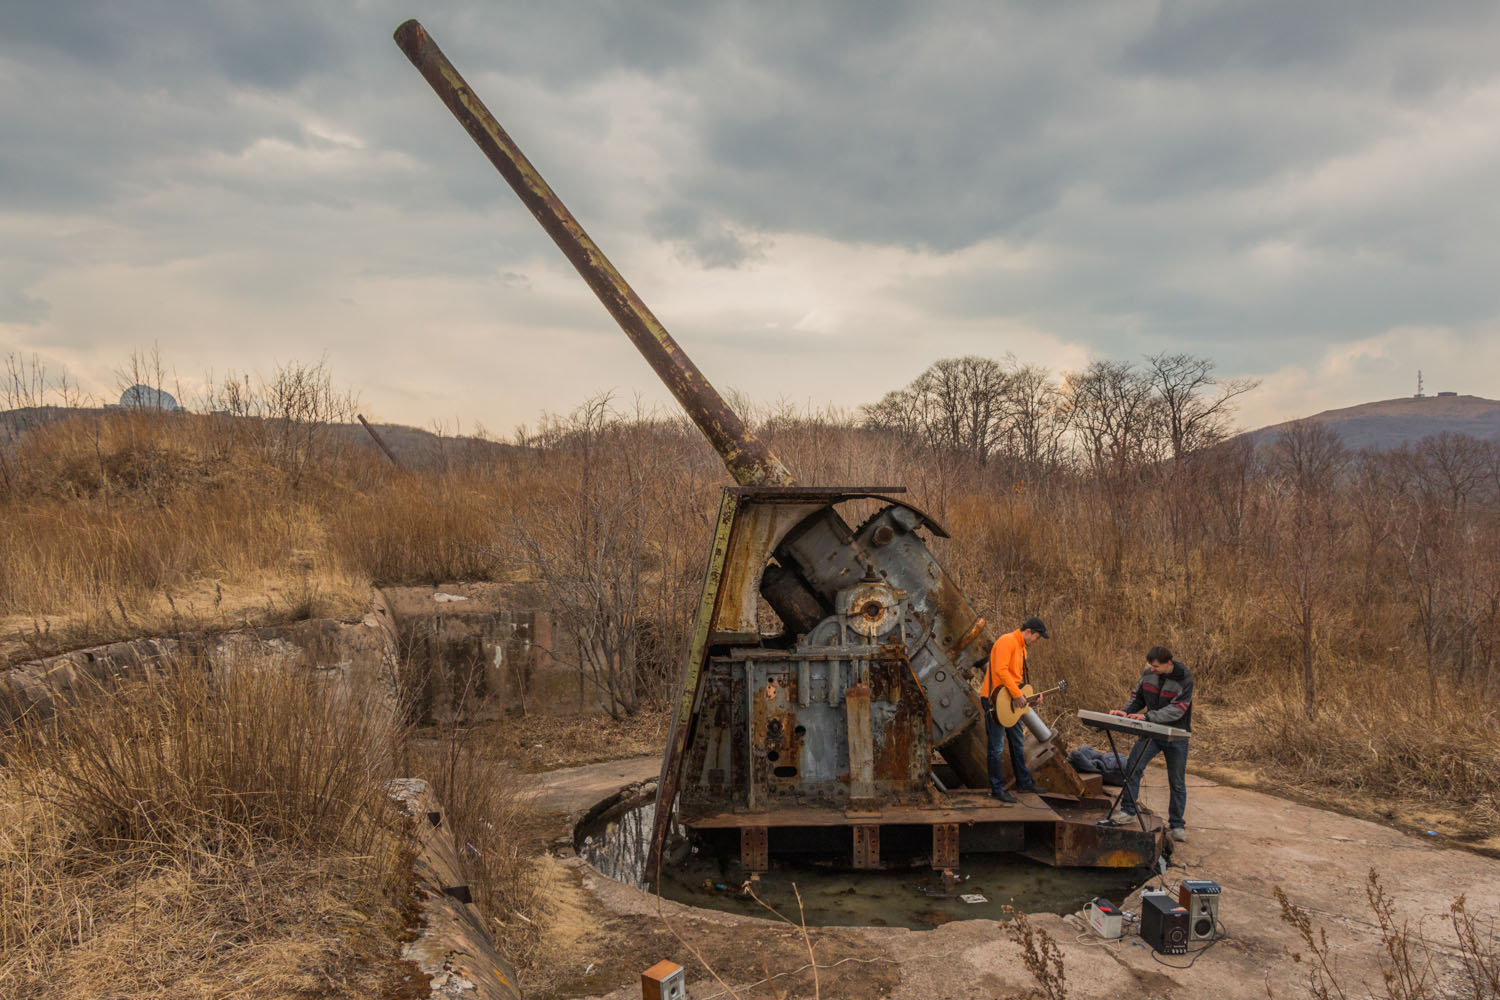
532 758 1499 999
530 756 659 814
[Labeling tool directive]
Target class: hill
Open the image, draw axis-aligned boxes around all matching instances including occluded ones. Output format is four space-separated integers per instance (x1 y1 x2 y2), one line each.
0 406 518 470
1245 393 1500 451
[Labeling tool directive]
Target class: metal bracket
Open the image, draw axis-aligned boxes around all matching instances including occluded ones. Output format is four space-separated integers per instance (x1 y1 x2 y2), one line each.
741 826 769 872
932 823 959 870
853 825 881 869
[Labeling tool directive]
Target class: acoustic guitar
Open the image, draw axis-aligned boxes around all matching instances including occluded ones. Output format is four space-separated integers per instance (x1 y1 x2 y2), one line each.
990 679 1068 727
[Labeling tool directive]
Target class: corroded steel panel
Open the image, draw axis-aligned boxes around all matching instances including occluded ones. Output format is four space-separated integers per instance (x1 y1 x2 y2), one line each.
741 826 768 872
714 501 824 635
852 825 880 869
932 823 959 870
845 683 875 806
687 795 1060 829
1048 817 1160 869
1021 733 1088 797
650 491 739 873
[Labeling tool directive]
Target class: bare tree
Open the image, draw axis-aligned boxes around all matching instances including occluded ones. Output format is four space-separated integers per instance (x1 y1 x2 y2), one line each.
1264 420 1350 717
1387 434 1495 699
862 386 927 443
863 356 1010 464
998 362 1071 470
1141 354 1259 610
1060 359 1162 577
1146 352 1258 461
1063 359 1163 475
511 395 702 719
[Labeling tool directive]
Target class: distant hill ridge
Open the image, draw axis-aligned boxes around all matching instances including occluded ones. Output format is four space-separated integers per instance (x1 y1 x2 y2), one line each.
1246 394 1500 451
0 406 517 470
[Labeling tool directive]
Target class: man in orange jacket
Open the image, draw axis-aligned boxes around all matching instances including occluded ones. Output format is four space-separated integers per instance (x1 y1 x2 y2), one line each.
981 616 1049 802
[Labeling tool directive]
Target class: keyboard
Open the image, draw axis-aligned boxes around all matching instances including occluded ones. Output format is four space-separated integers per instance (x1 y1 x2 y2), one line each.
1077 709 1189 741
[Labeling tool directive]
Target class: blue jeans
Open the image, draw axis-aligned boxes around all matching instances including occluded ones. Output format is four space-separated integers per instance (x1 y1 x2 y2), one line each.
984 703 1034 793
1119 736 1189 829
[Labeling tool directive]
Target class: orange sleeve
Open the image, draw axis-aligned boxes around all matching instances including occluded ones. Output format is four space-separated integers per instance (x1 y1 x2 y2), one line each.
986 632 1025 701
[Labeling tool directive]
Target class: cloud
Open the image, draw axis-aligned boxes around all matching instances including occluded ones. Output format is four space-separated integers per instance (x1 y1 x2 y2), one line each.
1 1 1498 434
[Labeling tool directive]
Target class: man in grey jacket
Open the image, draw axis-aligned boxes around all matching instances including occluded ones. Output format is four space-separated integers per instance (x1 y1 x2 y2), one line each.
1108 645 1193 841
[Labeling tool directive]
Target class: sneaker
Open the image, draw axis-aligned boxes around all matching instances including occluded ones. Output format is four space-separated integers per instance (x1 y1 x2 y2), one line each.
1170 828 1188 843
1108 808 1135 825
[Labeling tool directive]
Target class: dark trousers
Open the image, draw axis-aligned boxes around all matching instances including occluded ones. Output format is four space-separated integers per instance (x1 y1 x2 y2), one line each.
983 702 1034 793
1119 736 1189 829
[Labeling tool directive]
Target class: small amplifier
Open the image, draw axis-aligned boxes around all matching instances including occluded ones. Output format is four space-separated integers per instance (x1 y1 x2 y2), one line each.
641 959 685 1000
1140 889 1188 955
1084 897 1123 939
1178 880 1221 941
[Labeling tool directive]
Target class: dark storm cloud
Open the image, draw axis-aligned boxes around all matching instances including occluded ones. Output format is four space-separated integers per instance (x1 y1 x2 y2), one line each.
3 1 1498 423
1121 0 1500 85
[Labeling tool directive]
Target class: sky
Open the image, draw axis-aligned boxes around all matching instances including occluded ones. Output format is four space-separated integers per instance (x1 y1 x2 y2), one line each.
3 1 1498 435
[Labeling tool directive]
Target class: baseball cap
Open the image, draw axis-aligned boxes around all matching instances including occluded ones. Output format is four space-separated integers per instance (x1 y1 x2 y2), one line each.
1021 616 1050 639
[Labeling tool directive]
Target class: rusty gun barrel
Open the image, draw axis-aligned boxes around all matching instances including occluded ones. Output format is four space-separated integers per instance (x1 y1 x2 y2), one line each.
393 19 793 487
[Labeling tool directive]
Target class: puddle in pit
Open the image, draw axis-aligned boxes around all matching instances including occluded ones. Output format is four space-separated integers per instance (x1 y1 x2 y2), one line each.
578 796 1148 930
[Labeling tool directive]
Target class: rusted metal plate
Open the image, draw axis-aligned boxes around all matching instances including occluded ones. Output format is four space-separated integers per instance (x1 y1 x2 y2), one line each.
686 794 1060 829
748 665 798 809
852 825 880 869
714 501 824 634
741 826 769 872
932 823 959 870
649 491 739 874
845 683 875 806
725 488 951 539
1040 816 1162 869
868 646 932 797
1017 735 1088 797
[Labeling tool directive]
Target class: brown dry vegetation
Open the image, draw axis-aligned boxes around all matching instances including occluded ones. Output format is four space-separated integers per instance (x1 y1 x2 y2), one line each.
0 654 418 999
4 351 1499 893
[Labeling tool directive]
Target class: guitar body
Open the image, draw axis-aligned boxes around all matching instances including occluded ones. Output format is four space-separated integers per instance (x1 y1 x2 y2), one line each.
991 684 1036 728
990 679 1067 728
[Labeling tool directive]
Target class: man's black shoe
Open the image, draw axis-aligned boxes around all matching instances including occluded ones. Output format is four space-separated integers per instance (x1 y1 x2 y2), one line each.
1016 783 1041 794
991 788 1018 803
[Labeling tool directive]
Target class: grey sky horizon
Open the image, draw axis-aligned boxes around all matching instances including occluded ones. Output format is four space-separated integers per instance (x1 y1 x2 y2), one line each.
3 1 1497 437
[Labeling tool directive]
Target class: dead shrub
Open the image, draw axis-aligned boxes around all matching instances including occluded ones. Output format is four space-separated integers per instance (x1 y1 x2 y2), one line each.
1276 870 1499 1000
1003 905 1068 1000
0 656 413 999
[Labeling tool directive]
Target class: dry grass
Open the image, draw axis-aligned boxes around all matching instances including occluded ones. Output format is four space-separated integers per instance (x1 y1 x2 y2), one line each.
414 727 550 969
1215 685 1500 803
0 654 416 1000
5 398 1499 841
0 408 507 665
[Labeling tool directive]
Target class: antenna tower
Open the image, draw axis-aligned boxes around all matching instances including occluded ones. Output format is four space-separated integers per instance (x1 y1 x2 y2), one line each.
1415 370 1425 398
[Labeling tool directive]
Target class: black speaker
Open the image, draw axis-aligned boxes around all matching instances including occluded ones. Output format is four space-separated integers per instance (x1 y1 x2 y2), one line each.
1178 881 1221 941
1140 889 1188 955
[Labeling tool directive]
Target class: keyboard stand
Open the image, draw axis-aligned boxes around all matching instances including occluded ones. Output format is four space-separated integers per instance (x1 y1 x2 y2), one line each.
1098 726 1149 834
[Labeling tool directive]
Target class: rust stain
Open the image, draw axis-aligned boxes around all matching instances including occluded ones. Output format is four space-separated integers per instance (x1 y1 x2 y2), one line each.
955 617 986 654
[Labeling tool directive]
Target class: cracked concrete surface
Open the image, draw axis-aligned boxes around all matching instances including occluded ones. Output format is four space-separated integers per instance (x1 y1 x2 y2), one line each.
538 757 1500 999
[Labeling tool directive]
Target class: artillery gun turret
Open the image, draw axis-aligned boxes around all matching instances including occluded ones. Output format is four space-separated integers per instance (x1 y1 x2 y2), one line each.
395 20 1164 876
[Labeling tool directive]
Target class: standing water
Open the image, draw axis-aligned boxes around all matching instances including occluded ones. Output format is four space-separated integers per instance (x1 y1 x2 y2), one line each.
577 790 1148 930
